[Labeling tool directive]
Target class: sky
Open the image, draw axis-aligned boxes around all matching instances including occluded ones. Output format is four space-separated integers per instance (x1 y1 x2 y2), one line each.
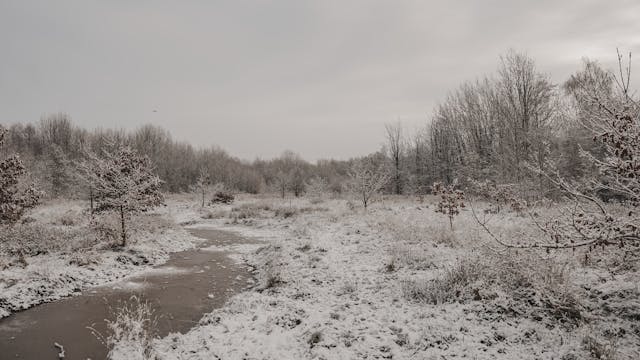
1 1 640 161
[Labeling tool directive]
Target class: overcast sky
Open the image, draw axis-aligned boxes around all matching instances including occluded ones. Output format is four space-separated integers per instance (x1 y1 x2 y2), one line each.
1 1 639 161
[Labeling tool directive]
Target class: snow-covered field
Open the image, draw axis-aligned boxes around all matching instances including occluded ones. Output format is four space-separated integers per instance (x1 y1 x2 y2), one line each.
0 199 200 319
151 194 640 360
2 195 639 359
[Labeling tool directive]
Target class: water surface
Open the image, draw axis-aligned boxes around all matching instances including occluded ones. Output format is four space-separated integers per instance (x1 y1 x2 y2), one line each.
0 228 257 359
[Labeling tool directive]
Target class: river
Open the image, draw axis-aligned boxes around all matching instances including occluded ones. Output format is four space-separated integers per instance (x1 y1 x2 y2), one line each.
0 228 257 359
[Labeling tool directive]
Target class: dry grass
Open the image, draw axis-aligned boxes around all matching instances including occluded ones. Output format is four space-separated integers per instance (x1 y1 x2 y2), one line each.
388 244 435 271
380 216 459 247
0 223 93 256
402 251 582 324
255 245 285 291
91 296 158 360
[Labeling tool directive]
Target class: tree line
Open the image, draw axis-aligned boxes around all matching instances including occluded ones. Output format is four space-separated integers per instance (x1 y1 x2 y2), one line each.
0 50 627 202
381 50 614 199
0 116 352 199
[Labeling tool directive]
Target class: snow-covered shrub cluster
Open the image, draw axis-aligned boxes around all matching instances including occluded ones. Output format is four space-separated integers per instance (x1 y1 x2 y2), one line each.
402 251 580 323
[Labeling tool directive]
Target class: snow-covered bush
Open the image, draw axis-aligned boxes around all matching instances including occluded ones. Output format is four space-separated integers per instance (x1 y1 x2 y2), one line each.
0 223 90 258
211 190 234 204
402 252 580 324
90 213 121 246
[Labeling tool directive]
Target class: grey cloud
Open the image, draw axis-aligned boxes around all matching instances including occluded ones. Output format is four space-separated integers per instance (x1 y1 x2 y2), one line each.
1 0 639 161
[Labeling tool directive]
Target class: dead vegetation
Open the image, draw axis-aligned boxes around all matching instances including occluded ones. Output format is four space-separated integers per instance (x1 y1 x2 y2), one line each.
90 296 158 360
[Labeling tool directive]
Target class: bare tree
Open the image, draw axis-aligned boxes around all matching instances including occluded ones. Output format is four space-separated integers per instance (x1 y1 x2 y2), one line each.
474 52 640 253
385 122 404 195
348 153 391 209
193 168 211 207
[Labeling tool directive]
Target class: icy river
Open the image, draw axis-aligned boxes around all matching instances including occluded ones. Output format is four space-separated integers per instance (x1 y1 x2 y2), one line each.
0 228 257 359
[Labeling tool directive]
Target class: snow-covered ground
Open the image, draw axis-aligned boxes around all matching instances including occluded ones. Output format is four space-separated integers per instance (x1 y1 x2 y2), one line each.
0 199 201 319
3 195 639 359
150 194 640 360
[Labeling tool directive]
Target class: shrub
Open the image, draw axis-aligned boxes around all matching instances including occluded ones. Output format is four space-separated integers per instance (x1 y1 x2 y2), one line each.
403 253 581 324
402 257 484 305
68 250 101 266
274 207 297 218
256 245 284 291
0 223 90 257
211 191 234 204
389 245 435 271
91 296 157 360
90 214 121 246
229 204 261 220
201 209 228 219
129 213 175 235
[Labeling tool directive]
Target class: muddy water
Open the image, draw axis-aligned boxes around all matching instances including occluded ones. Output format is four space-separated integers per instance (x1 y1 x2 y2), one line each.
0 228 258 359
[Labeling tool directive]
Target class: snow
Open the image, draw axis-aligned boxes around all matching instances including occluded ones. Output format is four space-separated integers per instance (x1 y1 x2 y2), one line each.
147 195 640 360
3 195 639 359
0 200 199 319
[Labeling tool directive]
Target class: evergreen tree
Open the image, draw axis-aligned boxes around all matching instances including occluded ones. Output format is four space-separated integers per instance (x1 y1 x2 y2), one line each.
81 145 163 246
0 126 41 226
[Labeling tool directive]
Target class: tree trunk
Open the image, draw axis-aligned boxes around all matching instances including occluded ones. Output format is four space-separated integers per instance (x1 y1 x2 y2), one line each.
363 190 368 209
395 158 401 195
201 190 205 207
120 205 127 247
89 187 94 215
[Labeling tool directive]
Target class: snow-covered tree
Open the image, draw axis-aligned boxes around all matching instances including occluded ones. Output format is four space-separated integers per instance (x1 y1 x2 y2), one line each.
0 125 41 226
290 166 306 197
385 122 404 195
306 176 329 199
46 144 74 198
348 153 390 209
274 170 290 199
81 145 163 246
432 181 465 230
193 168 211 207
474 53 640 254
